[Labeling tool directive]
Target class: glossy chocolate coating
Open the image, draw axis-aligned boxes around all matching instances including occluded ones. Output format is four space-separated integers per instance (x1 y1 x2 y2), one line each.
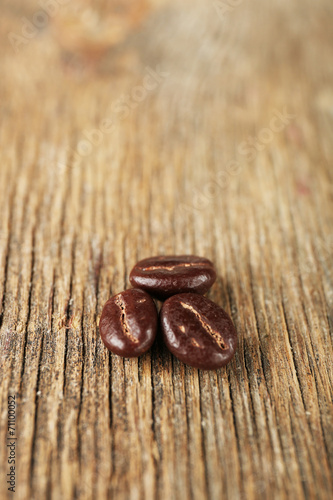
99 288 158 357
160 293 237 370
129 255 216 299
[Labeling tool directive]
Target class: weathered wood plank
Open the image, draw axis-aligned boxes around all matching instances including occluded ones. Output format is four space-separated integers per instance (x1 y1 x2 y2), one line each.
0 0 332 499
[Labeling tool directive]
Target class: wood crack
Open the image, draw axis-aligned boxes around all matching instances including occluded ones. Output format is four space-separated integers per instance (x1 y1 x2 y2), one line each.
19 228 36 396
197 372 210 500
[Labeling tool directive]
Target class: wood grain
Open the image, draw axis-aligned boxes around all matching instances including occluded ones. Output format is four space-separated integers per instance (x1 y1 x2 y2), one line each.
0 0 333 499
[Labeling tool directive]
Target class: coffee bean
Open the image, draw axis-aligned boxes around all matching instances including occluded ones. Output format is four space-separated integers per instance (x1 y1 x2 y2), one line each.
129 255 216 299
160 293 237 370
99 288 158 357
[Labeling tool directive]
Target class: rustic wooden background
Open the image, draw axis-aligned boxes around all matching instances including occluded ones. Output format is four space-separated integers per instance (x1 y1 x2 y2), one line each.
0 0 332 499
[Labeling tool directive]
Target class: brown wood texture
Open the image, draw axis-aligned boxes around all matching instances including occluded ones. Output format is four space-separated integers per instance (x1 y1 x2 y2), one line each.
0 0 333 499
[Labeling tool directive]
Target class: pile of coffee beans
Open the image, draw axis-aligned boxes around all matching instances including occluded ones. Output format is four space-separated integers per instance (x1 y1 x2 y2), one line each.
99 255 237 370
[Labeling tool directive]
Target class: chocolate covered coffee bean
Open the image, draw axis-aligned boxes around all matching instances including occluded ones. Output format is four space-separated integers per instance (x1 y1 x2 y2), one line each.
129 255 216 299
160 293 237 370
99 288 158 357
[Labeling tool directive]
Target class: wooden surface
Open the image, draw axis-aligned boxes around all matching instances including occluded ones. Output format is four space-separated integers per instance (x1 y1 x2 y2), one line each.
0 0 333 499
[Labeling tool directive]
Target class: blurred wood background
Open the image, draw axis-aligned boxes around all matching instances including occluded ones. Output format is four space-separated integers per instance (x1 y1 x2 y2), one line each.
0 0 333 499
